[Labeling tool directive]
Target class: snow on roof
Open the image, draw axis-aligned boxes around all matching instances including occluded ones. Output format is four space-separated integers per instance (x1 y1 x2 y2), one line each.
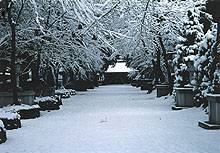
106 62 134 73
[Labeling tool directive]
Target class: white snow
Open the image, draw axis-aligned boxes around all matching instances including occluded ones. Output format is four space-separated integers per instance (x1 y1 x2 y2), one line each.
0 111 20 120
106 62 134 73
34 96 58 103
184 55 196 61
55 88 76 95
0 85 220 153
0 120 4 128
206 94 220 97
2 104 40 113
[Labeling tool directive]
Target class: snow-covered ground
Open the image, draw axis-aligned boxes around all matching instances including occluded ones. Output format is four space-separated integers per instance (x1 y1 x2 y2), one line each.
1 85 220 153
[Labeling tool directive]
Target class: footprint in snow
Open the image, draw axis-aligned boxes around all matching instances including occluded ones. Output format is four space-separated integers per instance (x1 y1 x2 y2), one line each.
100 116 108 123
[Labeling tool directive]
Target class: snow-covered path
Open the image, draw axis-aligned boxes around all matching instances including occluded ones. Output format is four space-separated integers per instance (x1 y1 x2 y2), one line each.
1 85 220 153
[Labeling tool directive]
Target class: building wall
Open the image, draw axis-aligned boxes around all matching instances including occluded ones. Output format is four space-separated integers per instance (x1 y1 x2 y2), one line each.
104 72 130 85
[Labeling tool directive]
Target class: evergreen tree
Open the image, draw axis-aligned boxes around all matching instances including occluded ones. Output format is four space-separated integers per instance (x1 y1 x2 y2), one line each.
174 9 204 87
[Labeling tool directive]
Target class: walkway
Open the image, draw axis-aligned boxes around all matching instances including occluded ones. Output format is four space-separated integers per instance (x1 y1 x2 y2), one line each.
1 85 220 153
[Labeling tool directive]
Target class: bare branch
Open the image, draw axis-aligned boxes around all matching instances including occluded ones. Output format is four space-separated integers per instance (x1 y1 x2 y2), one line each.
47 11 67 30
15 0 24 24
81 1 120 36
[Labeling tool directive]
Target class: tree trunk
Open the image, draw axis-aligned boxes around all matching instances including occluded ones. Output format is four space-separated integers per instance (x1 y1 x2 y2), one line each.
158 36 173 94
32 50 41 91
11 19 19 105
152 59 158 84
156 47 165 84
6 0 19 105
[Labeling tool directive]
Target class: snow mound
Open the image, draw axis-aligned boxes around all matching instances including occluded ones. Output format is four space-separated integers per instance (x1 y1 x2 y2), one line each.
0 120 4 128
2 104 40 113
0 110 20 120
34 96 58 103
55 89 76 95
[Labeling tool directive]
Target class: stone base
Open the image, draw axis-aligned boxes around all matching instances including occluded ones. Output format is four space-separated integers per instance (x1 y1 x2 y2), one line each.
136 82 141 88
18 108 40 119
0 128 7 144
87 81 95 89
171 105 191 110
0 118 21 130
42 87 55 97
0 91 35 107
198 121 220 130
73 80 88 91
75 87 87 91
207 94 220 125
156 85 170 98
131 80 137 87
174 87 195 107
131 82 136 87
141 85 152 91
38 102 60 111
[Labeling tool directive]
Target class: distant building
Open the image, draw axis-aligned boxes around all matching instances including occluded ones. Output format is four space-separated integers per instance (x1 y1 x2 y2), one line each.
104 61 134 84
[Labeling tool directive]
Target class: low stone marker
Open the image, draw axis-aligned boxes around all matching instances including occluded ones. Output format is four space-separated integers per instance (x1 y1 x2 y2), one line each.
0 91 35 107
0 112 21 130
34 97 61 111
198 94 220 129
172 87 195 110
1 104 40 120
156 84 170 97
138 79 153 92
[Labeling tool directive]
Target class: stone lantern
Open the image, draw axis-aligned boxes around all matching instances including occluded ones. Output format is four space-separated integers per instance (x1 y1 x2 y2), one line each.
58 67 65 88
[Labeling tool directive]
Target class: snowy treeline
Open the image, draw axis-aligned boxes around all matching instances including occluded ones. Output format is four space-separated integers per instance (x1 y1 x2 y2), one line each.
0 0 220 105
0 0 114 81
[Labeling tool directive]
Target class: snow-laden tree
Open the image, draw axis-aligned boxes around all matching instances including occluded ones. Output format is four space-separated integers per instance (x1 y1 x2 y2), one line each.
0 0 123 101
1 0 219 103
193 22 217 104
124 0 205 86
173 8 205 87
171 0 220 106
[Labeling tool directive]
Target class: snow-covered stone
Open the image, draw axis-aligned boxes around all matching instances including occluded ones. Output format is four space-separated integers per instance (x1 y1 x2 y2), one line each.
34 96 58 103
0 111 20 120
2 104 40 113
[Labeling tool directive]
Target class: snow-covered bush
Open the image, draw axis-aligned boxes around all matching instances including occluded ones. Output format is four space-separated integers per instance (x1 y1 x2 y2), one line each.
173 2 219 106
124 0 206 85
34 96 58 103
193 22 217 103
174 9 204 87
0 0 113 93
34 96 61 110
2 104 40 113
0 111 20 120
212 63 220 93
55 87 76 98
0 110 21 130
